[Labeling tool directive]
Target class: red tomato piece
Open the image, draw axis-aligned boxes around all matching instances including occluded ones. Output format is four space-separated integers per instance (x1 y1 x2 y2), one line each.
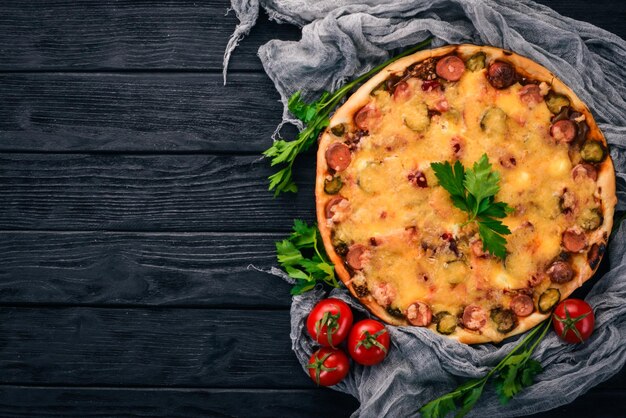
307 348 350 386
552 299 595 343
306 298 353 347
347 319 390 366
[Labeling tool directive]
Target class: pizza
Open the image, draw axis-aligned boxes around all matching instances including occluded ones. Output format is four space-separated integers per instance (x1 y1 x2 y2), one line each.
315 44 616 344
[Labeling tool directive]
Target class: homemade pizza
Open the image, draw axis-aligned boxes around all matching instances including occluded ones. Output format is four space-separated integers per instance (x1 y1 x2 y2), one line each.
315 44 616 344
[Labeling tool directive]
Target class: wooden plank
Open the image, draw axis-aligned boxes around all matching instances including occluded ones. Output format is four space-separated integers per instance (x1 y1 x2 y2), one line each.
0 387 359 418
0 307 623 389
0 231 291 307
0 385 623 418
0 1 299 71
0 153 315 231
0 308 309 387
0 73 292 152
0 1 622 72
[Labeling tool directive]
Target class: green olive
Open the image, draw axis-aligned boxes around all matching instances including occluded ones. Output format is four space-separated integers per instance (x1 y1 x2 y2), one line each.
490 308 518 334
324 176 343 195
466 52 486 72
545 92 570 114
330 123 345 137
480 107 507 136
435 312 457 335
538 288 561 313
580 140 606 163
578 208 603 231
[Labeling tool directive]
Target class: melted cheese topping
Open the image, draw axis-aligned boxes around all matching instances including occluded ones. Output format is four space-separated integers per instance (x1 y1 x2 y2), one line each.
328 69 600 320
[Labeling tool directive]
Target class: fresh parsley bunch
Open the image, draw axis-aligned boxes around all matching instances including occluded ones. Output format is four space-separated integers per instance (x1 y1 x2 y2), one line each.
431 154 514 258
275 219 339 295
420 319 551 418
263 38 433 196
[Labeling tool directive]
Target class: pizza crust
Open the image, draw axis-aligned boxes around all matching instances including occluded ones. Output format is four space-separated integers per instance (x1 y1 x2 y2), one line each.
315 44 616 344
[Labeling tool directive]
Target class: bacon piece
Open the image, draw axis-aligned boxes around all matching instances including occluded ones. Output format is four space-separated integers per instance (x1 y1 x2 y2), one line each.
572 163 598 182
550 119 577 143
371 282 396 307
519 84 542 106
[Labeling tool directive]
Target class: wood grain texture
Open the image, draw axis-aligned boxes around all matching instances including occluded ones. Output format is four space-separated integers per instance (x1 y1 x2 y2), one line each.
0 306 623 389
0 307 311 388
0 1 300 71
0 387 624 418
0 73 292 152
0 153 315 231
0 386 623 418
0 387 360 418
0 1 622 72
0 231 291 307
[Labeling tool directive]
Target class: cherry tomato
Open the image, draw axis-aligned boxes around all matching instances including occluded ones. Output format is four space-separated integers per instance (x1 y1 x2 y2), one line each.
347 319 390 365
552 299 595 344
306 298 353 347
307 348 350 386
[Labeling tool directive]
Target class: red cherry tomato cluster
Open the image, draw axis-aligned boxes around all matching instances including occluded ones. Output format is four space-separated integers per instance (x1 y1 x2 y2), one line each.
305 298 390 386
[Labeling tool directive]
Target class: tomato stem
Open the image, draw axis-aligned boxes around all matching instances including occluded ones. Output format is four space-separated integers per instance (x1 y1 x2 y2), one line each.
553 304 590 343
306 352 338 386
355 329 388 353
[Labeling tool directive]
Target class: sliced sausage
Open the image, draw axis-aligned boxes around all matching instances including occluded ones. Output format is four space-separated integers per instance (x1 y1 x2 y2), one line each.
546 260 574 284
324 196 346 219
519 84 542 106
550 119 577 143
406 302 433 327
371 282 396 307
462 305 487 330
487 61 517 89
572 163 598 182
346 244 369 270
562 228 587 253
393 81 411 101
354 104 380 131
510 294 534 317
325 143 352 172
435 56 465 81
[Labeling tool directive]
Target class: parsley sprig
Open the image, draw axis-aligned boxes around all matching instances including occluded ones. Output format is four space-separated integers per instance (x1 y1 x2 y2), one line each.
276 219 339 295
263 38 433 196
431 154 514 258
420 319 552 418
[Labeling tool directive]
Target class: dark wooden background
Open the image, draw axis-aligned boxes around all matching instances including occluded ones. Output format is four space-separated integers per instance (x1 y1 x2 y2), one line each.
0 1 624 417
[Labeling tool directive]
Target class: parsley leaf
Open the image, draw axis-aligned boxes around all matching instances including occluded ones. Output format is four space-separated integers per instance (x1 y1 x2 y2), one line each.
430 154 513 259
418 319 552 417
275 219 339 295
263 38 433 196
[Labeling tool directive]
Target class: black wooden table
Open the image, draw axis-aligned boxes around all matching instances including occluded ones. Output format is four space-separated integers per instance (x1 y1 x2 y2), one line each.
0 1 624 417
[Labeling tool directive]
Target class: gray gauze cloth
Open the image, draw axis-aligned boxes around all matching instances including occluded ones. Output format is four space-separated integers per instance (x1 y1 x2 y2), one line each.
225 1 626 416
